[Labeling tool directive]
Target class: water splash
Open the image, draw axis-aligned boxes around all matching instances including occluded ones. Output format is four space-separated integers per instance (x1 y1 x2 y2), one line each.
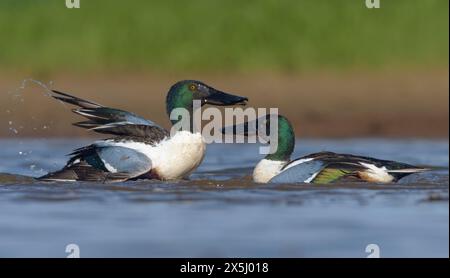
12 78 54 97
8 120 18 134
6 79 61 133
5 79 58 173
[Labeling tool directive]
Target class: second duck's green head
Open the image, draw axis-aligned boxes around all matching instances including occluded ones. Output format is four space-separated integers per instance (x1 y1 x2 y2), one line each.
166 80 248 124
262 115 295 161
222 114 295 161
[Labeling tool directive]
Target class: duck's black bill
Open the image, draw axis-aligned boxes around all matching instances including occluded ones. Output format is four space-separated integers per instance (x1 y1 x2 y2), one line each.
206 89 248 106
221 121 259 136
221 114 272 136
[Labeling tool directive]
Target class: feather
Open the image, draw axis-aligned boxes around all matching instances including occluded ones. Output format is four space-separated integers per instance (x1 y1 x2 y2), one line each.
51 89 168 139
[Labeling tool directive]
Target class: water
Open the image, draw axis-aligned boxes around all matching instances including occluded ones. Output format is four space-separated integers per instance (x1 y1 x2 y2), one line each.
0 138 448 257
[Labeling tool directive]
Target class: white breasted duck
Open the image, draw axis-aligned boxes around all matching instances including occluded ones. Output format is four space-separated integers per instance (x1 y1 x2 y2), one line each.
39 80 247 182
224 114 427 184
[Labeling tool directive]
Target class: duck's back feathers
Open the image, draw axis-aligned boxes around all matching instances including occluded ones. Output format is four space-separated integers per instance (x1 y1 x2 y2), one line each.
270 151 426 184
87 122 169 140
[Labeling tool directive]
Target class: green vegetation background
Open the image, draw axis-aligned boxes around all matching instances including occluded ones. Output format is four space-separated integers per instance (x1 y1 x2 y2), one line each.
0 0 448 74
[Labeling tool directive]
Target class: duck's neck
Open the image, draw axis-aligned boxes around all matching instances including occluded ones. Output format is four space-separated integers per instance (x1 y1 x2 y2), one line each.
253 118 295 183
264 118 295 162
166 93 198 133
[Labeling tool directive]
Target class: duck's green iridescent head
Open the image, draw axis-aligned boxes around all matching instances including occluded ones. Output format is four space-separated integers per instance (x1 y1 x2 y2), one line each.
264 115 295 161
221 114 295 161
166 80 248 125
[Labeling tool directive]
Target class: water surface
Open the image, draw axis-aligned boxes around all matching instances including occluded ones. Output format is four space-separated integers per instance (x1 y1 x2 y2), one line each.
0 138 448 257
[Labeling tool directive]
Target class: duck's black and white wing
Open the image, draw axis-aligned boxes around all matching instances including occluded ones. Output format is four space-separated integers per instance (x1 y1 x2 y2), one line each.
270 152 427 184
51 90 169 142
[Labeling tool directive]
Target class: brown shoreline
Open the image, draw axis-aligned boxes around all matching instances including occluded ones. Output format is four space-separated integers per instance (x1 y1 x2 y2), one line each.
0 69 448 138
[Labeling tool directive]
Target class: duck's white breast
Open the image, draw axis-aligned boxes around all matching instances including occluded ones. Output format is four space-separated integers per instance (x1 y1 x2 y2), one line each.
152 131 206 179
104 131 206 180
253 159 287 183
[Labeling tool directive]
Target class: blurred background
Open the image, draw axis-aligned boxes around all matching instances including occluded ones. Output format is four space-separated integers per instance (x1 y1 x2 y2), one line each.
0 0 448 138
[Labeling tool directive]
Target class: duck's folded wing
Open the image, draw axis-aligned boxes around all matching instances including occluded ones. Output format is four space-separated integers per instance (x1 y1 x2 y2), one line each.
309 163 362 183
270 151 425 184
302 152 425 183
39 145 153 182
269 159 326 183
51 90 169 139
269 158 362 184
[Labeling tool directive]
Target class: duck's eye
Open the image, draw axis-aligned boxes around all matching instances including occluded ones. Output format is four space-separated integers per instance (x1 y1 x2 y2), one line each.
189 84 196 91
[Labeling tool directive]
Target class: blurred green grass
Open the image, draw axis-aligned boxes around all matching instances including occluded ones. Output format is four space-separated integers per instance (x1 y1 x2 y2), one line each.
0 0 448 74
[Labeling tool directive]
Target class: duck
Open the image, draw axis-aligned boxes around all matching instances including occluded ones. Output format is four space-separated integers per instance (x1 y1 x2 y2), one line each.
223 114 427 184
38 80 248 182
